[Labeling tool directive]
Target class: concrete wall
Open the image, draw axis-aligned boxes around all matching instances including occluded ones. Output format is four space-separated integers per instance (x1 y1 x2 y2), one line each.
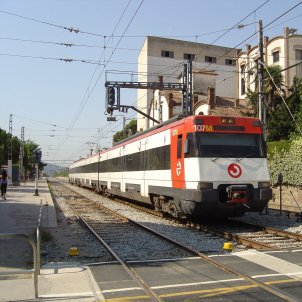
270 186 302 213
137 36 238 131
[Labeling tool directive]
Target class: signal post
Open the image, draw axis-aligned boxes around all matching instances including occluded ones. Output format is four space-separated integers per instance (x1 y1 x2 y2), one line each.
33 148 42 196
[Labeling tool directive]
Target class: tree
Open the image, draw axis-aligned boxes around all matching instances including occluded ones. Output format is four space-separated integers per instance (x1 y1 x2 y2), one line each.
263 65 284 110
0 129 7 166
0 128 20 165
113 120 137 144
289 76 302 136
0 128 42 178
245 65 301 141
23 140 39 176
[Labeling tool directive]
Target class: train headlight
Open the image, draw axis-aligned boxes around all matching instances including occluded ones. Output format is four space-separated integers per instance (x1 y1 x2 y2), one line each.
221 117 235 125
258 181 271 188
198 182 213 189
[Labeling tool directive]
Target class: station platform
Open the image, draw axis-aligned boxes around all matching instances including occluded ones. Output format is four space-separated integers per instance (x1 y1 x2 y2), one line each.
0 180 104 302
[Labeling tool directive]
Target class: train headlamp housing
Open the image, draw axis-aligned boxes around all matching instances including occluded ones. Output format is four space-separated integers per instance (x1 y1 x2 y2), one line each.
221 117 235 125
258 181 271 188
198 182 213 190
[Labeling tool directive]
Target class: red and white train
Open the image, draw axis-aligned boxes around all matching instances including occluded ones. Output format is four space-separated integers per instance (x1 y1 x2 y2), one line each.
69 115 272 218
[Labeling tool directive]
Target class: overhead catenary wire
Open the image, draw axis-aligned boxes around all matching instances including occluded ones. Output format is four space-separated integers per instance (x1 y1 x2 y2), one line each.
0 9 259 40
5 1 300 163
52 0 138 158
0 53 105 65
105 1 273 97
199 1 302 73
102 1 302 90
194 0 271 61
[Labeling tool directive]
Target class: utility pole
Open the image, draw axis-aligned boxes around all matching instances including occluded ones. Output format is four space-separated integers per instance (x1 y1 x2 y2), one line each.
258 20 266 140
8 114 13 185
19 126 25 183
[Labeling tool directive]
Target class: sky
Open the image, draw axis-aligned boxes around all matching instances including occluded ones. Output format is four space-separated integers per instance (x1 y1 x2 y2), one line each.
0 0 302 167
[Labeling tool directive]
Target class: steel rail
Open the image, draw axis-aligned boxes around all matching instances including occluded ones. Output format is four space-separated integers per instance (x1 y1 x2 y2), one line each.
52 184 163 302
223 220 302 248
53 178 299 302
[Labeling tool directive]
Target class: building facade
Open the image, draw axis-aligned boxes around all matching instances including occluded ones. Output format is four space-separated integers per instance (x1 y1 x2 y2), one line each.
137 36 240 131
238 27 302 99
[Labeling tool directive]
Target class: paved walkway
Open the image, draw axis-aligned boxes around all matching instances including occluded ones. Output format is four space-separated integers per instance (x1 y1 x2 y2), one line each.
0 180 104 302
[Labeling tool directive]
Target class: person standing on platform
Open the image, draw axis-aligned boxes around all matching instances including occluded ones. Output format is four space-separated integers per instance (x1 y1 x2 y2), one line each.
1 170 8 200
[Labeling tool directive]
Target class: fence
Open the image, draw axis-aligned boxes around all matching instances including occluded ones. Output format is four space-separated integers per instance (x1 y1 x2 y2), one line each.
0 201 44 299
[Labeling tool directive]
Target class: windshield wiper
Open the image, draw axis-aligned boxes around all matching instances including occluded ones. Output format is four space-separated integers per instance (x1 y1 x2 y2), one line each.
236 154 254 161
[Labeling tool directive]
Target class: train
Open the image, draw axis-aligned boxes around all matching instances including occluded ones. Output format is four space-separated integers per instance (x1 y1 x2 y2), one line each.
68 115 272 219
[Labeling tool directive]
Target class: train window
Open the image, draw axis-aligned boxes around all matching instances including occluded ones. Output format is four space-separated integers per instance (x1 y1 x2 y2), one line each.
177 135 182 159
195 133 265 158
147 145 170 170
184 133 198 157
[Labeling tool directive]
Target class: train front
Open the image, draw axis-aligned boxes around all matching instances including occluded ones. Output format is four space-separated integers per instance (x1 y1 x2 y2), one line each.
180 115 272 218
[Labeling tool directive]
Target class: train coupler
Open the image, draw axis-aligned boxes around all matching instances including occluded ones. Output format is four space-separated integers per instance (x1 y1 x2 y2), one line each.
226 185 248 205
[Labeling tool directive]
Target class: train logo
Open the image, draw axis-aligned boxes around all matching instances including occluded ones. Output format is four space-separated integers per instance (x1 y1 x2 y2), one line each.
228 163 242 178
176 161 182 176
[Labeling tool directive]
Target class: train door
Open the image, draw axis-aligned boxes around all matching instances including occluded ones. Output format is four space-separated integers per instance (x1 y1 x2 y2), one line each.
170 127 185 189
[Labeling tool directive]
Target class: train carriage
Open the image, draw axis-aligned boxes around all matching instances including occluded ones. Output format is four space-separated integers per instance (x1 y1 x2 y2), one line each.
69 115 272 218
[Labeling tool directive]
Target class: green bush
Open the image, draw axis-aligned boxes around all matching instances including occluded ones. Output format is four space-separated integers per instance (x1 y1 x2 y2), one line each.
268 138 302 186
267 140 291 157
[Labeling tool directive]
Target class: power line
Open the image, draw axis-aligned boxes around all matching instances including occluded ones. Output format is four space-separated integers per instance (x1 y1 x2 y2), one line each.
0 9 72 31
0 37 103 48
0 53 105 65
263 1 302 29
0 9 258 40
12 114 66 128
194 0 271 61
54 0 144 161
281 61 302 72
199 1 302 73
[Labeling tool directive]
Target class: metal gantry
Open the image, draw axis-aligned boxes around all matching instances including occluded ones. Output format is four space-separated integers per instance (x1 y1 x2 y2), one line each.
104 60 193 122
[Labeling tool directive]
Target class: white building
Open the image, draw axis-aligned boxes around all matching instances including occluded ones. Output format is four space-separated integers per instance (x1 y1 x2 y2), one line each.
137 36 240 131
238 27 302 99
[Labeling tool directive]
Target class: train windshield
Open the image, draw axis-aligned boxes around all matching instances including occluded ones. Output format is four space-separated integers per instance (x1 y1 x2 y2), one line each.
185 133 266 158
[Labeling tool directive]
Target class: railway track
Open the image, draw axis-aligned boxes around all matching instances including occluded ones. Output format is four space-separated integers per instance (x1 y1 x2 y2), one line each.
55 177 302 251
109 195 302 251
202 220 302 250
48 178 301 301
50 180 191 301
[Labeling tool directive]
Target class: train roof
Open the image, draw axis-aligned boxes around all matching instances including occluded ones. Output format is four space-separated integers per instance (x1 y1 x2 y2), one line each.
69 114 261 167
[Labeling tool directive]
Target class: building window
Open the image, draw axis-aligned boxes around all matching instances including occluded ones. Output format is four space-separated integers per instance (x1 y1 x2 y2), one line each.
296 50 302 78
241 78 246 95
225 59 235 65
184 53 195 60
161 50 174 58
297 65 302 78
296 49 302 60
272 51 279 63
240 64 245 76
205 56 216 63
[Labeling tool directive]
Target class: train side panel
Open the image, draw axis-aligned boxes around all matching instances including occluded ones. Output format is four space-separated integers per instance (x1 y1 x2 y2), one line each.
69 115 272 218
